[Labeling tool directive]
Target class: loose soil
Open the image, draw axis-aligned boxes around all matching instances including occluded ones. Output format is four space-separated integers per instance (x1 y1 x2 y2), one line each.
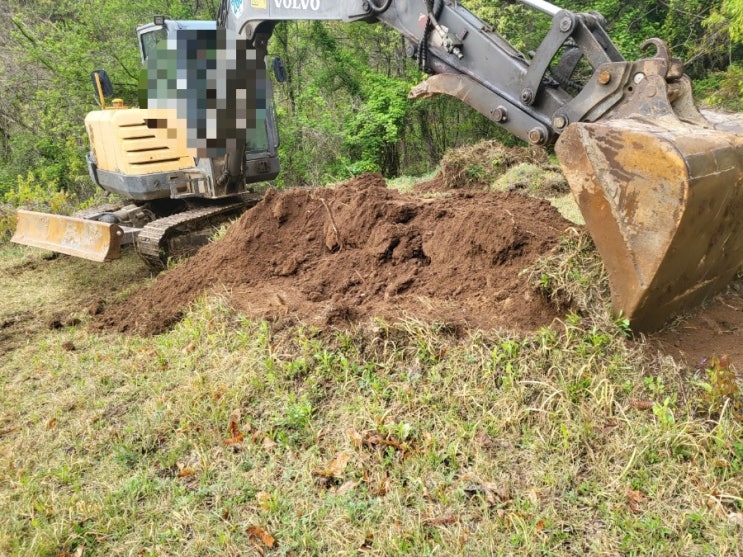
650 279 743 369
97 173 572 336
86 134 743 371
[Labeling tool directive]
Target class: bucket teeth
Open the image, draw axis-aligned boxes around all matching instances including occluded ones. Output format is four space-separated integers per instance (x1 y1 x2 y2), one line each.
556 116 743 331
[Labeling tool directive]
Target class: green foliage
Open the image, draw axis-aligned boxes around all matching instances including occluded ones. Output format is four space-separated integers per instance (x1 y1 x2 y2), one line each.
0 0 213 204
2 0 743 200
724 0 743 41
343 71 410 176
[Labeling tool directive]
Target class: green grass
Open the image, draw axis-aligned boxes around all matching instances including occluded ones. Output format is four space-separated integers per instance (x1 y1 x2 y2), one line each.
1 240 742 556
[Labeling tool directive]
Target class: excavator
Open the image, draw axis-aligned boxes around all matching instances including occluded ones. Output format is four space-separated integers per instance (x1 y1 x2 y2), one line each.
11 0 743 332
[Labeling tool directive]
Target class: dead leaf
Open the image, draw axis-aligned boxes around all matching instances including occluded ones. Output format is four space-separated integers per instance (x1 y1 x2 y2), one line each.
423 513 458 526
626 488 645 513
314 451 351 478
247 525 276 548
483 482 510 505
336 480 358 495
47 418 58 430
630 400 654 411
346 428 363 449
223 433 244 446
262 436 277 451
224 412 245 445
363 434 406 453
177 467 195 478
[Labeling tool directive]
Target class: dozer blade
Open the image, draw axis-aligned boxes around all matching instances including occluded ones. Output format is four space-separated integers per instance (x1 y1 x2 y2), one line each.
11 209 124 262
556 115 743 332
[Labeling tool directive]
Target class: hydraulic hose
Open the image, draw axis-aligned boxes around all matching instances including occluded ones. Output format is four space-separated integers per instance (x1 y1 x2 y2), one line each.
419 0 444 73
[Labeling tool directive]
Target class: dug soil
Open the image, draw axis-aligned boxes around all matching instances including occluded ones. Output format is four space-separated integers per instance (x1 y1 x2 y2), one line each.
97 173 572 336
94 169 743 372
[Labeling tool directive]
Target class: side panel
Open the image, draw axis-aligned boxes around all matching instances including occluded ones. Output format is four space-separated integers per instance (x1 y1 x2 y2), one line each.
85 108 194 176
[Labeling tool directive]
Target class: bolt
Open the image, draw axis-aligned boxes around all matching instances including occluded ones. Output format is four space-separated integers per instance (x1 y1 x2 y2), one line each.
633 72 645 84
405 43 416 58
521 88 534 105
553 115 568 129
598 70 611 85
528 127 546 145
362 0 370 11
491 106 508 123
559 16 573 33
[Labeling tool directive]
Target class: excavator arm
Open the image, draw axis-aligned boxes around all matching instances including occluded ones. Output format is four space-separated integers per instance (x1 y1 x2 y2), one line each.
219 0 743 331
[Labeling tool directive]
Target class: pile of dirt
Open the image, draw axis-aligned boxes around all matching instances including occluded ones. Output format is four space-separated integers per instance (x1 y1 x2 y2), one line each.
414 141 562 194
97 174 573 336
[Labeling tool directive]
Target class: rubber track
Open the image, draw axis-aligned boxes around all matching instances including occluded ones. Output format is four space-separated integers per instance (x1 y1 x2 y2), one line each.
135 193 262 271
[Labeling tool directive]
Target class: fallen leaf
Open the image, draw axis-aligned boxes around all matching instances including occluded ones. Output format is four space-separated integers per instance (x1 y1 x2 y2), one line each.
247 525 276 548
47 418 58 430
314 451 351 478
177 467 196 478
483 482 510 505
262 436 277 451
223 433 244 446
423 513 458 526
224 412 245 445
630 400 654 411
346 428 363 449
336 480 358 495
363 434 406 452
626 488 645 513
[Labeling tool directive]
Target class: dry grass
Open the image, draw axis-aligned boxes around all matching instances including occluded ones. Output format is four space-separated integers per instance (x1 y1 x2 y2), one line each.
1 239 742 556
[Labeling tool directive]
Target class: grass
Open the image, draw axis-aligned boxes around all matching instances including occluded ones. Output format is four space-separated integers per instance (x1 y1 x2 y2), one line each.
1 238 742 556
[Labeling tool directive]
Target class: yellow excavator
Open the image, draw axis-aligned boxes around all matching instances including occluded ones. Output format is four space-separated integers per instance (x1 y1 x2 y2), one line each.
12 0 743 331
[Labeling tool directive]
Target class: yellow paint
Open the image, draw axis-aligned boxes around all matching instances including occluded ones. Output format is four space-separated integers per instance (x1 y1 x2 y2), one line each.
251 0 267 8
84 108 194 175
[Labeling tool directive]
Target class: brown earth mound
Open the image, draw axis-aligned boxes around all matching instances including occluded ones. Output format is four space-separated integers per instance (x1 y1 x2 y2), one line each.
97 174 573 336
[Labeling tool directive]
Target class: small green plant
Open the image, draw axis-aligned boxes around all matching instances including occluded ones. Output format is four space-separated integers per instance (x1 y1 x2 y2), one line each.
694 355 741 416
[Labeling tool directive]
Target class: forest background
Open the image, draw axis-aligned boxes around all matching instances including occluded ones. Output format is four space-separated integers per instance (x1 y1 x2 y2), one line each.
1 0 743 217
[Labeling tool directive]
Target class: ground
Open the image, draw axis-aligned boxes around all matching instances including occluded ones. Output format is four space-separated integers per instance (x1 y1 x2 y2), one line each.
91 153 743 371
1 143 742 555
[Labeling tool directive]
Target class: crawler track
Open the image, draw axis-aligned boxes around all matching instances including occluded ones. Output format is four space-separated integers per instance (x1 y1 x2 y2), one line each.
136 193 262 271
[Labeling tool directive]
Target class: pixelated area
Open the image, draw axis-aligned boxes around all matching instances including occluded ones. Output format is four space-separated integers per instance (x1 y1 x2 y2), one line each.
143 28 263 158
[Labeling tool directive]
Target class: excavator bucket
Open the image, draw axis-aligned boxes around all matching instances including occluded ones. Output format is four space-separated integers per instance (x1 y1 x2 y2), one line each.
556 97 743 331
11 209 124 262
